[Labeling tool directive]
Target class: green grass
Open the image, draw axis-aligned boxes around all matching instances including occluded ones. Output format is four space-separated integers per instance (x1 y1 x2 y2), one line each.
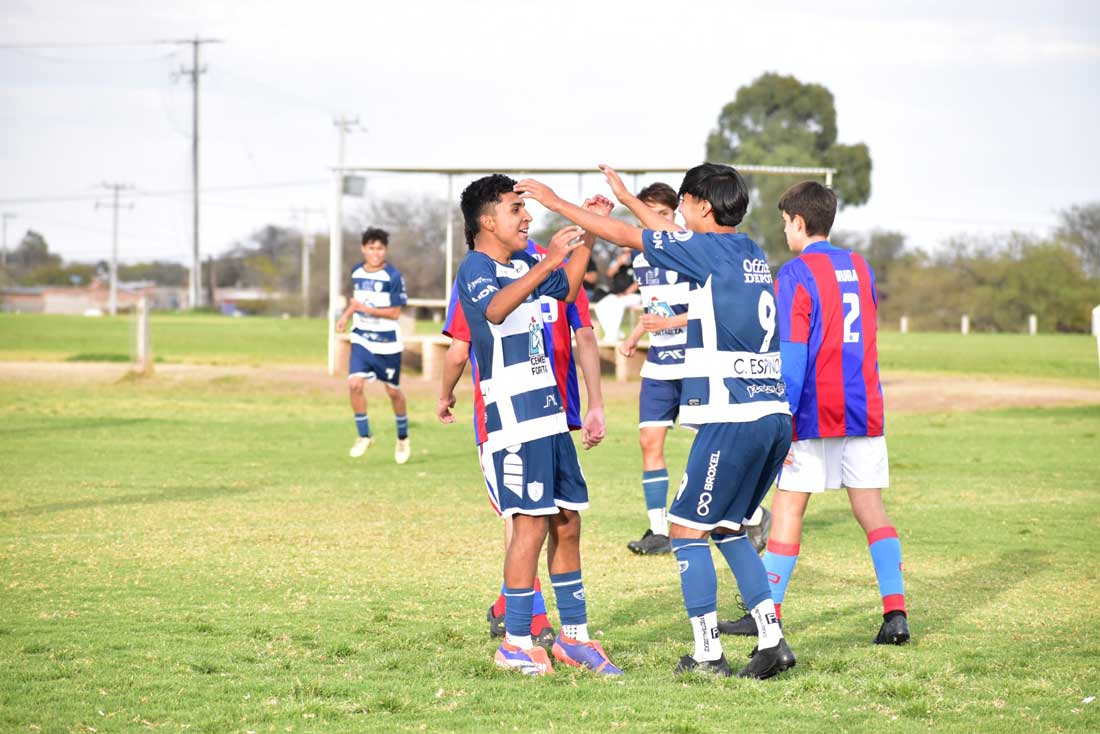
3 313 1098 380
1 370 1098 733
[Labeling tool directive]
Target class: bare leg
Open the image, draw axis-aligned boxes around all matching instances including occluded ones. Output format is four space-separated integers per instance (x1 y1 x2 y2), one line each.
639 426 668 471
384 383 407 416
846 488 891 533
546 509 581 575
349 377 366 415
504 514 548 589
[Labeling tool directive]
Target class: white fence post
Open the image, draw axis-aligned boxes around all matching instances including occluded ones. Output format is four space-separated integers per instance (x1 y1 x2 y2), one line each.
900 315 909 334
961 314 970 335
1028 314 1037 336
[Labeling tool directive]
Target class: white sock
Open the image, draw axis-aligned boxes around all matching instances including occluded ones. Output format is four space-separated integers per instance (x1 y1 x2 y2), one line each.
689 611 723 661
751 599 782 650
647 508 668 536
506 632 533 650
562 623 589 642
745 506 763 526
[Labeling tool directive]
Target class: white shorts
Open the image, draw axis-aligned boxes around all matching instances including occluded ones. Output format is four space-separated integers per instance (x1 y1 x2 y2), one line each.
777 436 889 493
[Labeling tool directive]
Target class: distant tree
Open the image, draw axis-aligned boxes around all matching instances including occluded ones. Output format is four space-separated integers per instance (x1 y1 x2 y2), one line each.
706 73 872 262
10 230 61 272
1056 202 1100 278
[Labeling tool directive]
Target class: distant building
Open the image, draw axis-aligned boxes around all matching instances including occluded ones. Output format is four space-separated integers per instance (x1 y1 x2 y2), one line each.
0 279 186 314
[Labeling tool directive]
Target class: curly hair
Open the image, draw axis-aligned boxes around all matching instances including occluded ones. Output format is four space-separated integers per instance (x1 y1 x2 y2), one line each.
460 174 517 249
361 227 389 246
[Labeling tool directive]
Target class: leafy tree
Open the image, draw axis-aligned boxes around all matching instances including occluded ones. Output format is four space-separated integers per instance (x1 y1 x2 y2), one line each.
705 73 872 262
1056 201 1100 278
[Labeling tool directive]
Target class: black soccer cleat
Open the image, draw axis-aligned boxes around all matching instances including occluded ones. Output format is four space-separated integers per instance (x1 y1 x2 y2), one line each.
533 624 556 651
746 506 772 554
674 654 732 677
627 529 672 555
487 604 505 639
873 613 911 645
736 639 796 679
717 612 758 637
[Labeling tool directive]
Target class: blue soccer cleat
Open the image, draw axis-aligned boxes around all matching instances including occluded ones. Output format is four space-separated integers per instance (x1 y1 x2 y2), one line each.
551 634 623 676
494 642 553 676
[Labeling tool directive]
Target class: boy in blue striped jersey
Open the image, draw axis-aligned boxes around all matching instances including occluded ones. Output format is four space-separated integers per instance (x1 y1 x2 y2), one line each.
336 227 411 464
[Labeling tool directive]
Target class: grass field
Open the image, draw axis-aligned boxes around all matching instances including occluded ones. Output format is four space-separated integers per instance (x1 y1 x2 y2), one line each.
2 315 1099 733
2 312 1099 381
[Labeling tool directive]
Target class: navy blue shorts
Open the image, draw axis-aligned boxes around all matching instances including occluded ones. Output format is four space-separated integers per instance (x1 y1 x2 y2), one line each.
349 344 402 387
479 433 589 518
639 378 681 428
669 414 792 532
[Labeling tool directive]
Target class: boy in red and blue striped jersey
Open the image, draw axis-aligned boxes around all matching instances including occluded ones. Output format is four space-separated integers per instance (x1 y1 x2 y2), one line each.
724 180 910 645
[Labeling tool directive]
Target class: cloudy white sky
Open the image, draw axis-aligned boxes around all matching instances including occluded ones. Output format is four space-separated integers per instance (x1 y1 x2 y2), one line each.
2 0 1099 276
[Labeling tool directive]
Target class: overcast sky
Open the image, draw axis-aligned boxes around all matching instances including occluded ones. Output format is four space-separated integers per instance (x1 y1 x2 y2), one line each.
2 0 1099 275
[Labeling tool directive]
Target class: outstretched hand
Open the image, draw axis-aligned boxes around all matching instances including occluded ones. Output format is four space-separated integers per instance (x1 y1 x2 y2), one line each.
583 193 614 217
545 225 586 265
514 178 561 210
599 164 631 203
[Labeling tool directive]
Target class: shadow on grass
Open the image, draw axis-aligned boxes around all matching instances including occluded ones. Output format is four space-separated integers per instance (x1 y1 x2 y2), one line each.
0 484 255 519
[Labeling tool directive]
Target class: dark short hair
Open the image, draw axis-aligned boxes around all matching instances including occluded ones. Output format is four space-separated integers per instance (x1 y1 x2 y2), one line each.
460 174 517 250
637 182 678 211
777 181 837 237
678 163 749 227
361 227 389 246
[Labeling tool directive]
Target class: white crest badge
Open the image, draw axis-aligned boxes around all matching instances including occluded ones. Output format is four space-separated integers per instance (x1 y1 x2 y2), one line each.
527 481 544 502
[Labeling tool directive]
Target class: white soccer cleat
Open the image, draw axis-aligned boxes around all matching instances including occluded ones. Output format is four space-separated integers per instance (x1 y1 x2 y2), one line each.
349 436 374 458
394 437 411 465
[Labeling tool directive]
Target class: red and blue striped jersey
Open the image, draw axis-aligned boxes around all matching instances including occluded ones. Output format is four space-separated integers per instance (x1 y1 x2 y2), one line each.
443 241 592 445
775 241 885 441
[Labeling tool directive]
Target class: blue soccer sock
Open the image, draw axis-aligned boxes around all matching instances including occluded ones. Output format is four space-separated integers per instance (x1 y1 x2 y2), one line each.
671 538 722 661
503 586 535 648
762 539 800 619
642 469 669 535
395 414 408 440
713 532 771 610
550 571 588 641
867 526 907 617
353 413 371 438
715 532 783 649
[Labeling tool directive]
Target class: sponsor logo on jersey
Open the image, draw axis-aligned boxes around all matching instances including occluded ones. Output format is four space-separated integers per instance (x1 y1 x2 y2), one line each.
657 349 685 361
650 231 664 249
835 268 859 283
696 450 721 516
528 317 550 376
466 275 493 292
747 382 786 398
471 284 499 302
743 258 773 284
672 230 693 242
647 297 674 318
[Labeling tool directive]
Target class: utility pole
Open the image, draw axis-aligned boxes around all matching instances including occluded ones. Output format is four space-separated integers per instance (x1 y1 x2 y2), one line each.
166 36 222 310
1 212 16 269
95 182 134 316
291 206 324 318
328 114 361 374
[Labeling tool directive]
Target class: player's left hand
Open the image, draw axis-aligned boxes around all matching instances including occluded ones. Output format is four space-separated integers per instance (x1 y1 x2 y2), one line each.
437 394 457 424
514 179 561 209
581 406 605 450
583 194 614 217
640 313 674 332
598 164 630 203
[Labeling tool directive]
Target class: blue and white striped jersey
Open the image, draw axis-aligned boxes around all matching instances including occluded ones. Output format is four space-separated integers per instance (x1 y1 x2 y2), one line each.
632 251 695 380
350 262 407 355
641 229 791 426
456 250 570 452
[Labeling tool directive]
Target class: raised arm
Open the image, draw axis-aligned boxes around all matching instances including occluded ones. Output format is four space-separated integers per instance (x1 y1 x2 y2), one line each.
516 180 645 251
483 226 587 323
598 164 678 232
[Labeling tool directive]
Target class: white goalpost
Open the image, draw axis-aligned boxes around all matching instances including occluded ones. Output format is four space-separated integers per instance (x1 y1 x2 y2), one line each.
325 164 837 375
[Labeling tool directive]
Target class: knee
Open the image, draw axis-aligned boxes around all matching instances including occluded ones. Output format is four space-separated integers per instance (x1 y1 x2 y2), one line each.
552 511 581 543
348 377 365 393
639 432 662 457
385 385 403 401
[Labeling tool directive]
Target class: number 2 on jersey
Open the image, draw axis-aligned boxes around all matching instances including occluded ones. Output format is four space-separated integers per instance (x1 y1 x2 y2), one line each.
842 292 861 343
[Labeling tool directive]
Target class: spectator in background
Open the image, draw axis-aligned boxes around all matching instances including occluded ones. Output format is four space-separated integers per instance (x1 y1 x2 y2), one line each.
593 247 641 339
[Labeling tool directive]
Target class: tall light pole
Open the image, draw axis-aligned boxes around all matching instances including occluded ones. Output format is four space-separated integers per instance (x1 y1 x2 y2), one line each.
1 212 16 269
166 36 222 309
95 183 134 316
291 206 324 317
328 114 361 374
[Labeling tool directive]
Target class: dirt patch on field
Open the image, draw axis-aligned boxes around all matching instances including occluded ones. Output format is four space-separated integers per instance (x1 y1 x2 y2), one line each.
1 361 1097 413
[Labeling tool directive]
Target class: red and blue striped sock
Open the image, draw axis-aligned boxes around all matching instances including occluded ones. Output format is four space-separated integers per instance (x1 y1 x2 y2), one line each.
867 526 906 616
762 539 800 619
